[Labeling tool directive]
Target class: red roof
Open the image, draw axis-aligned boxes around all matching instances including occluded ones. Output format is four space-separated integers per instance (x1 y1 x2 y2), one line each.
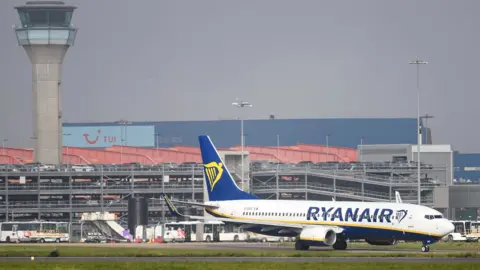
0 144 357 165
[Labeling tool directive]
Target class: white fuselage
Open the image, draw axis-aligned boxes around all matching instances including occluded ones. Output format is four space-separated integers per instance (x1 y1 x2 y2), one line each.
205 200 454 242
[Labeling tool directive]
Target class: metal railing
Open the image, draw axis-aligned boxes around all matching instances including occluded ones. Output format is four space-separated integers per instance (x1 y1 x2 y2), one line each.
0 161 446 174
0 200 169 209
0 164 205 174
0 182 203 191
251 182 434 205
254 168 443 187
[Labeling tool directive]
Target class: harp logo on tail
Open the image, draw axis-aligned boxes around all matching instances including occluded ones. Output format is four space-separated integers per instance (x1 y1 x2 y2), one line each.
204 162 224 191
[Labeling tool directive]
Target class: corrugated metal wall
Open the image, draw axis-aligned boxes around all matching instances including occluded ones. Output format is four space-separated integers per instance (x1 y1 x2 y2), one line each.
64 118 421 148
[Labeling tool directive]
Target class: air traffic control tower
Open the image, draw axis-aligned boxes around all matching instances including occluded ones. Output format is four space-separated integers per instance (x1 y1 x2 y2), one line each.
14 1 77 165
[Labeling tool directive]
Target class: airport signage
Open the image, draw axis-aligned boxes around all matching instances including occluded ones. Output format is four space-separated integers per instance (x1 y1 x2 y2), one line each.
62 125 155 148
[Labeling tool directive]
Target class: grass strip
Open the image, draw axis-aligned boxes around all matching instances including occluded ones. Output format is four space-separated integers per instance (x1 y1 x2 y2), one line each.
280 241 480 251
0 246 479 258
2 262 480 270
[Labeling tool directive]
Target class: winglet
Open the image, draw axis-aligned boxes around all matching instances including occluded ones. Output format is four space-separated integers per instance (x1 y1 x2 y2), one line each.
162 193 181 217
395 191 403 204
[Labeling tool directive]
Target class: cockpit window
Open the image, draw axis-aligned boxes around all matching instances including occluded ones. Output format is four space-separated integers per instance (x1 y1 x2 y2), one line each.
424 214 443 220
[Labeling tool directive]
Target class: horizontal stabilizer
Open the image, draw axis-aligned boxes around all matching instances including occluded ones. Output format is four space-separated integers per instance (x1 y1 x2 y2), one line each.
155 195 219 209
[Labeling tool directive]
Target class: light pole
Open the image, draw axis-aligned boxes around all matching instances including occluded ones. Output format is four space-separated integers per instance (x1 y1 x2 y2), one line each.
232 99 252 191
409 57 428 205
63 133 71 166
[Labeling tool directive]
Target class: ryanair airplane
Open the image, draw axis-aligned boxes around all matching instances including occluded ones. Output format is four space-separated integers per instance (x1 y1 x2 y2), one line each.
163 135 455 252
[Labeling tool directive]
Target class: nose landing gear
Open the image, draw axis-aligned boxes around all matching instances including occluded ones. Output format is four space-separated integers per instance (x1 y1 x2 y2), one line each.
421 239 435 252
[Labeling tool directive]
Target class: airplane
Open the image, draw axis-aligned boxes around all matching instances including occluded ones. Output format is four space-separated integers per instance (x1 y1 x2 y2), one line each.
161 135 455 252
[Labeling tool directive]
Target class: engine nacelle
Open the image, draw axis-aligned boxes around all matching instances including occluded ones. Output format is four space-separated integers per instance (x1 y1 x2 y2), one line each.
365 238 397 246
299 226 337 246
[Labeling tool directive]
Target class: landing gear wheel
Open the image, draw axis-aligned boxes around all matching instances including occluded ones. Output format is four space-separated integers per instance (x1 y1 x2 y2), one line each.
421 245 430 252
295 240 310 251
333 239 348 250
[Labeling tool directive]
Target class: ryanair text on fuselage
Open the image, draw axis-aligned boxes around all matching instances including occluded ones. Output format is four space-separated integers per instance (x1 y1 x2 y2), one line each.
306 206 408 223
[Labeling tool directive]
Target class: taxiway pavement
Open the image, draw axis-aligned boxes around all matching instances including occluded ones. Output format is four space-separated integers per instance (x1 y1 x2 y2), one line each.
1 256 479 263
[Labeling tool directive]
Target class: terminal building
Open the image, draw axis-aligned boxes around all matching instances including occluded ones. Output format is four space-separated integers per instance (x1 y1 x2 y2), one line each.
1 117 479 229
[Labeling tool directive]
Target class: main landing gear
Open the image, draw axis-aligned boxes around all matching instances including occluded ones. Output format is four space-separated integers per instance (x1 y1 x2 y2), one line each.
294 237 348 251
421 245 430 252
295 240 310 250
332 239 347 250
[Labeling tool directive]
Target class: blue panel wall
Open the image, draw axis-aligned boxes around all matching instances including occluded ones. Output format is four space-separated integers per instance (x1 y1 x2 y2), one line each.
63 118 420 148
453 153 480 183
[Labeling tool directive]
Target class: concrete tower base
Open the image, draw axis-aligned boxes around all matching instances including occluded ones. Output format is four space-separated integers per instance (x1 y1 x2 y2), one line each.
24 45 69 165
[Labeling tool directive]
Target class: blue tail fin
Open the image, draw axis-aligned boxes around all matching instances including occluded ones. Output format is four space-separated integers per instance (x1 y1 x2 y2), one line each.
198 135 258 201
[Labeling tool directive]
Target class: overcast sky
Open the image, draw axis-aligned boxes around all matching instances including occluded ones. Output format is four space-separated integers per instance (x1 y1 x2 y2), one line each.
0 0 478 153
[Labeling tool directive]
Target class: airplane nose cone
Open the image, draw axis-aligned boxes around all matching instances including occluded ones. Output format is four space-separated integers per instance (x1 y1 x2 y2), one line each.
442 220 455 235
447 221 455 233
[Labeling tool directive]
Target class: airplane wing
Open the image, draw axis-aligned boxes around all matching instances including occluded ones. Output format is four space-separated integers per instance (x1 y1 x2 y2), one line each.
162 194 343 234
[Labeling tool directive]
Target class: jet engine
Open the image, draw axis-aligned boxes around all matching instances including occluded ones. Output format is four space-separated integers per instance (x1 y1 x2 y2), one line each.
365 238 397 246
299 226 337 246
